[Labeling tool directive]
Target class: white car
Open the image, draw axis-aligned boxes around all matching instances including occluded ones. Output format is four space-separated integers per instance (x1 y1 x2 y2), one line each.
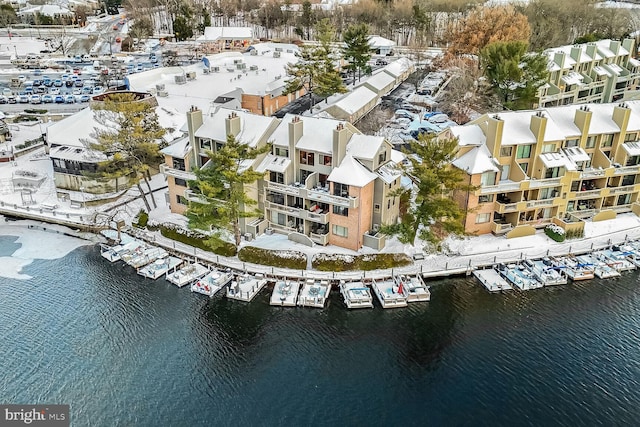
2 88 12 96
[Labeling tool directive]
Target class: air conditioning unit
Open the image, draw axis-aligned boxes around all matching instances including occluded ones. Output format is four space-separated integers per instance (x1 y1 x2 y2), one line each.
186 71 196 80
250 50 258 56
372 224 380 232
212 66 220 72
233 59 242 64
203 68 210 74
273 51 281 58
249 65 258 71
155 83 165 91
157 90 168 97
286 49 293 53
236 63 246 70
275 47 283 52
265 228 274 235
174 75 186 85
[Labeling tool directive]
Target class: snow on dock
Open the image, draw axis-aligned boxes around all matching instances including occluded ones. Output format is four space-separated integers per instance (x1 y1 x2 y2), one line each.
473 268 513 292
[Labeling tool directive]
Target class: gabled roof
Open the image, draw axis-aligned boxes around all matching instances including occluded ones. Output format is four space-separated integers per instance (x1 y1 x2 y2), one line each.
161 136 190 159
255 154 291 173
328 154 377 187
448 124 486 147
347 134 385 160
452 145 499 175
368 35 396 48
360 71 396 92
200 27 253 41
194 107 277 147
331 86 378 115
268 114 350 154
382 58 414 78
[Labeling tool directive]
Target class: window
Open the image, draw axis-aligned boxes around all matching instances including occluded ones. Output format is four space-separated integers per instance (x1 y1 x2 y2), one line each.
500 146 512 157
199 138 211 151
322 155 332 166
625 132 637 142
333 205 348 216
480 172 497 186
586 136 596 148
332 224 348 237
541 143 555 153
172 158 185 171
602 134 614 147
215 141 224 152
475 213 491 224
622 175 636 186
564 139 579 148
177 195 187 205
519 162 529 173
387 199 391 209
334 183 349 197
299 150 314 165
516 145 532 159
174 178 187 187
274 147 289 157
478 194 494 203
378 151 387 164
374 204 380 212
270 171 284 184
545 167 561 179
571 181 580 192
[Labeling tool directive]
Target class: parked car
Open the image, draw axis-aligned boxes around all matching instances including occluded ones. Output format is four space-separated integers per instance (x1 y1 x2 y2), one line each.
29 94 41 104
79 95 91 102
0 96 6 104
53 79 63 87
7 95 17 104
49 87 61 95
93 86 104 94
41 94 53 103
2 88 12 96
18 94 29 103
54 95 64 103
64 95 75 104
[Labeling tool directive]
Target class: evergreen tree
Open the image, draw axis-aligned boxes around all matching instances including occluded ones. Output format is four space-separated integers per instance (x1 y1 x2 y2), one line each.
480 40 548 109
314 19 347 101
343 23 372 83
86 93 166 210
173 15 193 41
186 134 270 247
283 43 321 107
382 135 474 247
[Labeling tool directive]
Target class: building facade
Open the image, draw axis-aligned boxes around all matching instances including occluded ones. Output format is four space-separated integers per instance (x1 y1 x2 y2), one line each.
444 100 640 237
161 108 402 250
537 38 640 108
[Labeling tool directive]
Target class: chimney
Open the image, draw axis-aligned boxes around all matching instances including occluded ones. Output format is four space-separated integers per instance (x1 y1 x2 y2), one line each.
622 38 635 58
570 46 583 62
585 44 598 63
186 105 203 166
530 111 547 143
485 114 504 159
612 102 631 132
573 105 592 135
609 40 621 56
332 122 349 166
289 116 303 175
225 111 241 138
553 52 566 70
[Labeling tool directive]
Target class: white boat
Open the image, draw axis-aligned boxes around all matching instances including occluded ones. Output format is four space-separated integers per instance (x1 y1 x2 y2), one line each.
227 273 268 302
123 245 168 269
297 280 331 308
524 259 567 286
578 254 620 279
393 274 431 302
100 239 144 263
556 256 594 281
371 278 408 308
615 245 640 267
473 268 512 292
339 281 373 309
497 263 543 291
269 280 300 307
594 249 636 272
138 256 183 280
166 262 209 287
191 268 233 297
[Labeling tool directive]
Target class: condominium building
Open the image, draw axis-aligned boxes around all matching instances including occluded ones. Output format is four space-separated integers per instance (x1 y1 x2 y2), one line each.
160 107 402 251
443 100 640 237
537 38 640 108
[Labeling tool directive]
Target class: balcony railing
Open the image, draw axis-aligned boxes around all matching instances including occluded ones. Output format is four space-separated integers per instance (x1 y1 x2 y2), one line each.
480 180 522 194
614 165 640 175
159 163 196 181
529 177 561 189
491 222 513 235
608 185 637 195
310 232 329 245
307 188 359 208
580 168 606 179
265 180 304 196
526 198 555 209
611 204 632 213
574 189 603 199
304 210 329 223
183 189 208 204
496 201 519 214
265 201 329 223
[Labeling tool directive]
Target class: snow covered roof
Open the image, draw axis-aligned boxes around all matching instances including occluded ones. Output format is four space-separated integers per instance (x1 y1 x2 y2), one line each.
200 27 253 41
377 162 401 184
382 58 414 78
539 152 576 170
593 66 612 77
623 102 640 132
194 108 276 148
452 145 499 175
448 124 486 147
563 146 590 163
622 141 640 156
47 107 101 148
368 35 396 48
268 114 348 154
332 86 378 115
360 71 396 92
484 111 567 146
49 145 106 163
255 154 291 173
346 134 385 160
390 149 406 164
328 155 377 187
595 39 626 57
161 136 191 159
18 4 72 16
629 57 640 68
605 63 624 76
561 72 584 86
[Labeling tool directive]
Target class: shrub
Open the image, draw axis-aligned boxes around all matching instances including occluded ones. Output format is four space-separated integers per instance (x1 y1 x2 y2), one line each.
156 222 237 257
312 252 412 271
545 224 566 242
238 246 307 270
134 210 149 228
24 109 47 114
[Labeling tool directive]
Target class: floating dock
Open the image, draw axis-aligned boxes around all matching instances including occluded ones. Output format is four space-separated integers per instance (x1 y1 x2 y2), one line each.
473 268 513 292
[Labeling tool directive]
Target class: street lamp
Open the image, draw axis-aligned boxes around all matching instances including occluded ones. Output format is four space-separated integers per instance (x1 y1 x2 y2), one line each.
79 186 86 209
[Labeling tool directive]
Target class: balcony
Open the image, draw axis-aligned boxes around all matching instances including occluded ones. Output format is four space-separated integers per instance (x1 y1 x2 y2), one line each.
264 180 305 196
480 180 522 194
525 198 555 209
614 164 640 175
266 200 301 216
574 189 603 199
496 201 520 214
310 231 329 245
491 222 513 235
303 209 329 223
611 204 632 213
159 163 196 181
307 187 359 208
529 177 561 189
183 188 208 204
580 167 606 179
265 201 329 223
608 185 637 195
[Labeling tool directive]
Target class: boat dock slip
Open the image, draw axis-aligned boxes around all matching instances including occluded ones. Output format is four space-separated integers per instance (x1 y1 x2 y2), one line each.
371 278 408 308
138 256 183 280
100 239 144 263
123 245 169 269
339 281 374 309
227 273 268 302
167 262 209 287
394 274 431 302
191 268 233 297
298 280 331 308
270 280 300 307
473 269 513 292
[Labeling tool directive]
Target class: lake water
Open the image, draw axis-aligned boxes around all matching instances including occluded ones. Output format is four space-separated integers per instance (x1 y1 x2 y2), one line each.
2 235 640 426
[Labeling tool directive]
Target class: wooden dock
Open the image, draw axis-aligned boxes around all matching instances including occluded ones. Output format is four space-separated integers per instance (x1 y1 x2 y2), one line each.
473 268 512 292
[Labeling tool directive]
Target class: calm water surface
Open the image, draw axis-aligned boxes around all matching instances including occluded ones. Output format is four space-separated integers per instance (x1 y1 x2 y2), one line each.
1 236 640 426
